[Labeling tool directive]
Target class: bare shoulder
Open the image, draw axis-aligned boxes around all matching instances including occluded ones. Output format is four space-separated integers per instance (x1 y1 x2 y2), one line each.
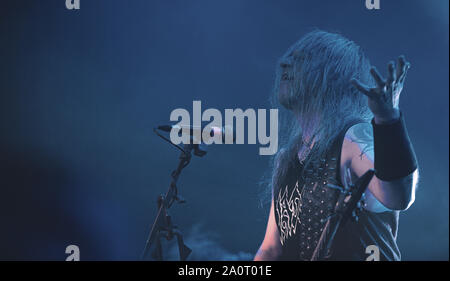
345 122 373 144
342 122 374 161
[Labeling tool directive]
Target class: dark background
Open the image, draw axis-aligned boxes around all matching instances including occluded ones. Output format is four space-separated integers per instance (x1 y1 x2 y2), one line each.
0 0 448 260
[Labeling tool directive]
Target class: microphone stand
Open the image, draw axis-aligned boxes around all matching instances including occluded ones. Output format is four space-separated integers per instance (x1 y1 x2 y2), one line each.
141 128 207 261
310 169 375 260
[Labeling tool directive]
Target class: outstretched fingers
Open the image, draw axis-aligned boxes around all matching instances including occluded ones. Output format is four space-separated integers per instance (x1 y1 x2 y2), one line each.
351 78 377 99
398 61 411 84
396 55 406 81
387 61 396 87
370 67 385 89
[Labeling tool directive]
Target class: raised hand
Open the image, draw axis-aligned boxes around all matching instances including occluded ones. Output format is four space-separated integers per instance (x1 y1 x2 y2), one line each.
351 55 411 124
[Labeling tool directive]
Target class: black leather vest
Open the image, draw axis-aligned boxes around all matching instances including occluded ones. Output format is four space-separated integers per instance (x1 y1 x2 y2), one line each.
273 122 401 261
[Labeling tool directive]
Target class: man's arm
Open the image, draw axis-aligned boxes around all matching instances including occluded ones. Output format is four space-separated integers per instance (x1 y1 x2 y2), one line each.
254 197 282 261
349 55 419 211
341 122 419 211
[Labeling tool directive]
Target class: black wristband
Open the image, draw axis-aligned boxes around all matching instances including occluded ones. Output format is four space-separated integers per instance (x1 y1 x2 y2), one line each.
371 111 418 181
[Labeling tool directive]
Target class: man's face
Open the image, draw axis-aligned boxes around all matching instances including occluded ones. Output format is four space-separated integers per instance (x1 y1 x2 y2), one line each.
278 62 294 110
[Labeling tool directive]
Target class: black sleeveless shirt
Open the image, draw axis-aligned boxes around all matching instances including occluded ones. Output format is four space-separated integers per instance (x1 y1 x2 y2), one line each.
273 121 401 261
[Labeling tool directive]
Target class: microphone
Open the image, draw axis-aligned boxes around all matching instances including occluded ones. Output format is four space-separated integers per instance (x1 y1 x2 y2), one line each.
157 124 236 143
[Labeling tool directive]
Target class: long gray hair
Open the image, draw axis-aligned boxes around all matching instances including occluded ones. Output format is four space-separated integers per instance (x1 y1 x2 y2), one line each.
260 30 375 206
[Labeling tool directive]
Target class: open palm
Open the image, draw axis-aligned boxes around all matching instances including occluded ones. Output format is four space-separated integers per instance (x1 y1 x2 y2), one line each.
351 55 411 122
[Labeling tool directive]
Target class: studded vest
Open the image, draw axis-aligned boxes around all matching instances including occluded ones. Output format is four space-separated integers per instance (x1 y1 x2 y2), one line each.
273 121 401 261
